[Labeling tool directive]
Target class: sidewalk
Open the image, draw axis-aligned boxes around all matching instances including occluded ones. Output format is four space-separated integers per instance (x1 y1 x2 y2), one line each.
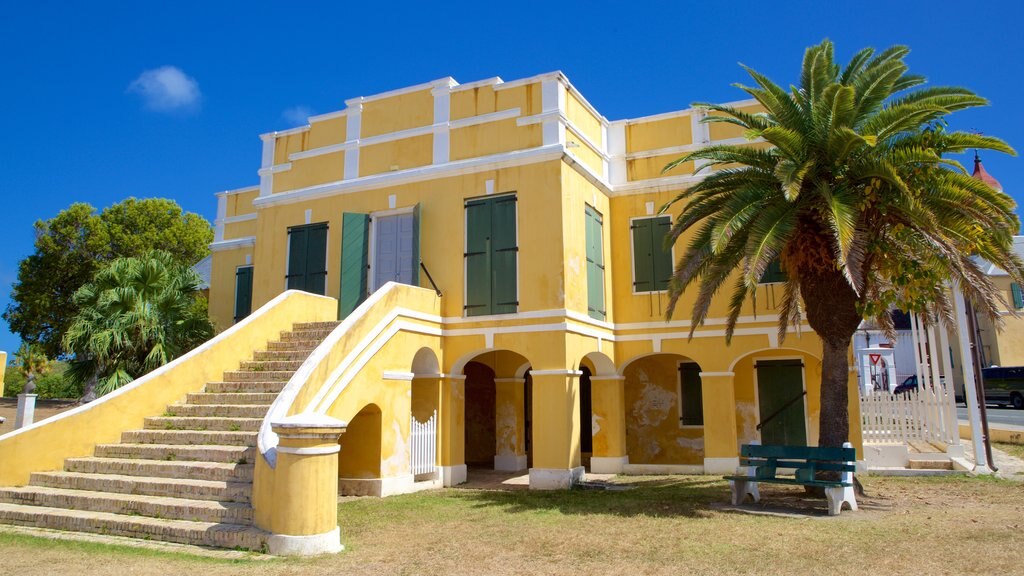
958 419 1024 481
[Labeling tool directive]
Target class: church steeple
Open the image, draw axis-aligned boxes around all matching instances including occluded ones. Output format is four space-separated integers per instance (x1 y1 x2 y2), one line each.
972 151 1004 192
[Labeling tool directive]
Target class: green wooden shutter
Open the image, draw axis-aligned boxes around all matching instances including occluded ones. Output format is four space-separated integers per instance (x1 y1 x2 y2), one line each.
1012 283 1023 310
339 213 369 319
286 226 308 290
233 266 253 323
679 363 703 426
585 206 605 320
760 258 786 284
490 196 518 315
411 203 421 286
465 199 491 316
305 223 328 295
632 219 654 293
652 217 673 291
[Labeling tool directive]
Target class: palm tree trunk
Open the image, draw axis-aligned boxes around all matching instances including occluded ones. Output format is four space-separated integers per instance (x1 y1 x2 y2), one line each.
80 372 98 403
800 267 862 448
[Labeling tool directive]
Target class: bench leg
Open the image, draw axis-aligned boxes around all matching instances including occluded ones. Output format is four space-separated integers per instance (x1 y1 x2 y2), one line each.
824 486 857 516
729 479 759 505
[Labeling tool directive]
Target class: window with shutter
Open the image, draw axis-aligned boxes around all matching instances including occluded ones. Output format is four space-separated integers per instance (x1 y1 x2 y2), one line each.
678 363 704 426
760 258 786 284
465 195 517 316
585 205 606 320
1012 283 1024 310
233 266 253 323
286 222 328 295
631 216 673 293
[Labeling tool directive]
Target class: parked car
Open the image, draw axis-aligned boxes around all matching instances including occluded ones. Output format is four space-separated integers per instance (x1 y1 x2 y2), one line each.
893 375 918 395
981 367 1024 410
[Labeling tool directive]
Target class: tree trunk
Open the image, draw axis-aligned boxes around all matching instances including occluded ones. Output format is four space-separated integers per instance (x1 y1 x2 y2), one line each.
799 266 862 449
80 372 98 404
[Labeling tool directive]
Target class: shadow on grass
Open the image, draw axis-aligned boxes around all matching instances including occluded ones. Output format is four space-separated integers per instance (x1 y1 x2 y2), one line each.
450 476 729 519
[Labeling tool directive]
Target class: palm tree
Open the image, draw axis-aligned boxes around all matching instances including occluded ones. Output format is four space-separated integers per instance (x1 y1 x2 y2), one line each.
14 342 50 395
63 250 214 397
662 40 1022 449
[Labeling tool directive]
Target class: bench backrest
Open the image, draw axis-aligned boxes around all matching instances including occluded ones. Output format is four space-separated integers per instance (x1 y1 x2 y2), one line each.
739 444 856 481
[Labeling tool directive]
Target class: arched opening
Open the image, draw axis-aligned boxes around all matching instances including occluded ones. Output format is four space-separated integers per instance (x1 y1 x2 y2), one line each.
579 366 593 467
729 349 821 447
338 403 383 495
622 353 705 465
459 349 531 473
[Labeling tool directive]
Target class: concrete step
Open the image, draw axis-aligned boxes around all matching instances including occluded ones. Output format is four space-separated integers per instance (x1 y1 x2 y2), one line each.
279 329 332 342
94 443 255 464
222 371 294 383
65 457 254 483
908 459 954 470
205 381 286 394
0 502 269 550
292 321 341 331
121 429 257 447
186 392 279 405
266 340 318 352
253 349 312 362
144 416 263 432
30 472 251 503
0 486 254 525
239 360 304 372
164 404 270 419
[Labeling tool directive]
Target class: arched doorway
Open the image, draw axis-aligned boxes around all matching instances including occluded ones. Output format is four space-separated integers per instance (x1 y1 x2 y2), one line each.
458 349 531 472
621 353 705 466
338 403 383 495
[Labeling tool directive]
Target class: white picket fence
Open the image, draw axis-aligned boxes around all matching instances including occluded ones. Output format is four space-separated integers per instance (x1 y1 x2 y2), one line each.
860 387 958 445
410 410 438 477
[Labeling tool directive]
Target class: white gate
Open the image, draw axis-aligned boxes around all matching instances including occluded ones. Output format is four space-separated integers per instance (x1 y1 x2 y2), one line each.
860 387 958 444
411 410 438 477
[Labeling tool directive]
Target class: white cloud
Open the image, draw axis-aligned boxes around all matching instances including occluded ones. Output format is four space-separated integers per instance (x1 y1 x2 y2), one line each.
128 66 201 112
282 105 313 126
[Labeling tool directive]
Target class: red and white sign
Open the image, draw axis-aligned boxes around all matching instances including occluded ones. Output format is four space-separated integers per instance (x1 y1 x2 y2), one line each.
869 354 882 365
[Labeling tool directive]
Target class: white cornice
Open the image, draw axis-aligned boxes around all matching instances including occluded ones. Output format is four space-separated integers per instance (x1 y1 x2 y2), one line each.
215 185 259 198
222 213 257 224
254 145 565 208
210 236 256 252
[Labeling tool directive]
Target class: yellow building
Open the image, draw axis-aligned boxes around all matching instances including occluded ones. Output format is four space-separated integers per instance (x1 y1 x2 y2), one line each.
209 70 860 493
0 71 864 555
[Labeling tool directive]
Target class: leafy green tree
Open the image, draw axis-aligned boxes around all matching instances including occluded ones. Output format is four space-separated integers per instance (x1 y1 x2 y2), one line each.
3 360 78 398
63 250 214 397
662 41 1021 448
13 342 50 395
4 198 213 358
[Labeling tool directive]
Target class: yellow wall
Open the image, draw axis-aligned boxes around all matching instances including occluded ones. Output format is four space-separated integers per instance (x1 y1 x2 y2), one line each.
626 115 692 153
274 131 308 164
623 354 704 465
359 135 433 176
627 154 694 181
708 104 763 141
0 291 336 487
223 219 256 240
565 92 603 148
309 116 346 150
226 189 258 217
361 90 433 138
977 276 1024 367
246 160 563 321
209 248 254 331
450 120 542 161
450 83 541 121
272 152 345 193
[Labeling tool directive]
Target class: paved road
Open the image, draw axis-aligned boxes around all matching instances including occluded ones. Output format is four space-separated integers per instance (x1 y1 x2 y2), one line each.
957 405 1024 428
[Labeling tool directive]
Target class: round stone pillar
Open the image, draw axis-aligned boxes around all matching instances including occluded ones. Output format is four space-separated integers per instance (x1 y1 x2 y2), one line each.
267 413 347 555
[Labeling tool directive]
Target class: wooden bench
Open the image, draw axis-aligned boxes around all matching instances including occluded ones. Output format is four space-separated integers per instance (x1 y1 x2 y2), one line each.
723 443 858 516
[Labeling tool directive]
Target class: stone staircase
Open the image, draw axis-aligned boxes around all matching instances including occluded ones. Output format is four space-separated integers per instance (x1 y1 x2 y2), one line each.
0 321 339 550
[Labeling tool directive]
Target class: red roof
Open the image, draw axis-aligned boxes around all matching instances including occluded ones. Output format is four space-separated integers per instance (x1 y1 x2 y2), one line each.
973 154 1003 192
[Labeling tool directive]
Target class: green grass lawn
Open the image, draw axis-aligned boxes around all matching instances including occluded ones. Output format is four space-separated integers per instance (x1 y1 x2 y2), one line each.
1 474 1021 575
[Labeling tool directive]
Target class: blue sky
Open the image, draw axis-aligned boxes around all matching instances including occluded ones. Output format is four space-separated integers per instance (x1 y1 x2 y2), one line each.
1 0 1022 360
